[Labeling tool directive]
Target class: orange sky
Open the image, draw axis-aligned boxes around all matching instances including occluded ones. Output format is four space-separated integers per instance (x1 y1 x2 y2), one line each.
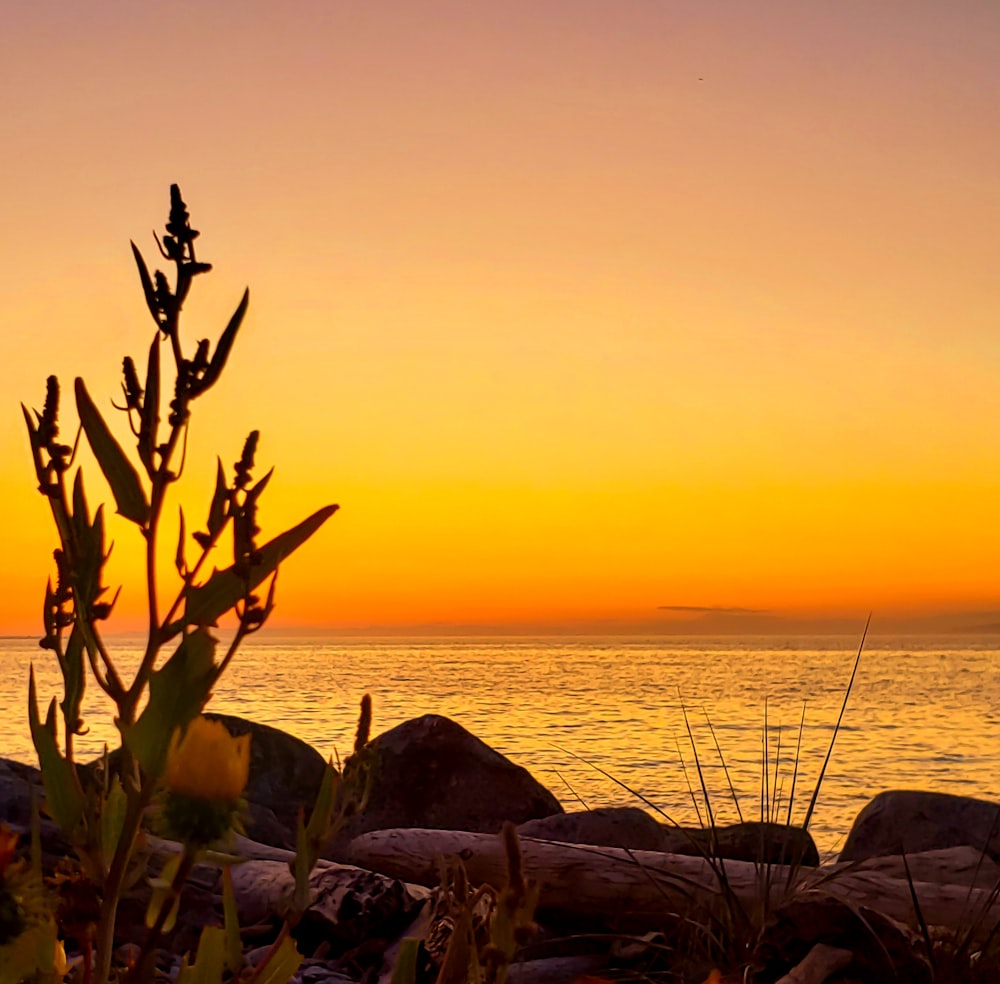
2 2 1000 634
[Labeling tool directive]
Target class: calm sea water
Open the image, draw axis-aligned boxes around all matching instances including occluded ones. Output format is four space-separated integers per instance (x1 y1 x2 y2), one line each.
3 633 999 858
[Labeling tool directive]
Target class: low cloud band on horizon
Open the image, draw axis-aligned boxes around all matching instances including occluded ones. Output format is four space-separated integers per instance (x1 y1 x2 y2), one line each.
657 605 771 615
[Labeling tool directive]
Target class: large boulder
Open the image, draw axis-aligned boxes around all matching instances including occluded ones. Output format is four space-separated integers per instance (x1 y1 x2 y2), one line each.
204 714 327 848
0 757 82 874
840 790 1000 863
99 715 327 848
328 715 562 857
0 758 43 829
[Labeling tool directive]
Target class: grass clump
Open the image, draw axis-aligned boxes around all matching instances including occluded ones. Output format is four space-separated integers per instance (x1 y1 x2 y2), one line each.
391 822 539 984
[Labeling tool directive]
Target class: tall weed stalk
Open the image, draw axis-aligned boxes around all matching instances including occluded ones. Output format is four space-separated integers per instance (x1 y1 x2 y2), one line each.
19 187 348 984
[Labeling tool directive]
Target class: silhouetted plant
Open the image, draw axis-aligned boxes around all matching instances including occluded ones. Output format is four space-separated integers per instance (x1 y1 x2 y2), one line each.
19 186 353 984
392 822 539 984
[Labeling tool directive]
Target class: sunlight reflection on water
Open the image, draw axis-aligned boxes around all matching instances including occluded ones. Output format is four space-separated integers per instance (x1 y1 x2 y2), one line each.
4 634 999 857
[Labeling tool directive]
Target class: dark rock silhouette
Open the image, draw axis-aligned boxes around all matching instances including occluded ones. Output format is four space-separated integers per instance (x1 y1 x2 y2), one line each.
326 714 563 858
205 713 327 849
840 789 1000 862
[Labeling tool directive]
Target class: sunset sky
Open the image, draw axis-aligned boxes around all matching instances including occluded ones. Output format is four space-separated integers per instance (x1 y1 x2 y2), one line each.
2 2 999 634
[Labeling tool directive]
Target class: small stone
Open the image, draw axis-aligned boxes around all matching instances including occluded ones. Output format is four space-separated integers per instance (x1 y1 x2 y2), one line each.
244 945 278 967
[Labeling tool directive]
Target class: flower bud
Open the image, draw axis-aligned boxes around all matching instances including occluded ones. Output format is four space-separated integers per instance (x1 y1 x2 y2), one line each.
160 718 251 847
165 717 250 801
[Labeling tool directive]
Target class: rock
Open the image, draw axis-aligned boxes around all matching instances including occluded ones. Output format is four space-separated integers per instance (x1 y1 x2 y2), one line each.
517 807 667 851
243 800 305 851
840 790 1000 863
326 715 563 857
0 757 83 874
506 955 610 984
230 858 428 957
298 964 356 984
0 758 43 828
244 945 277 968
98 716 327 849
516 810 818 866
516 809 818 866
660 821 820 867
204 714 328 849
753 895 932 984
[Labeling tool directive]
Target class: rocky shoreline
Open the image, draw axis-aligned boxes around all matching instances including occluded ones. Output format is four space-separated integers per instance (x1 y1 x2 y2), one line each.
5 713 1000 983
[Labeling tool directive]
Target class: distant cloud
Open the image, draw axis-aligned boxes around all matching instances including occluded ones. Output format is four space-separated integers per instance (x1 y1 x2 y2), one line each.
657 605 770 615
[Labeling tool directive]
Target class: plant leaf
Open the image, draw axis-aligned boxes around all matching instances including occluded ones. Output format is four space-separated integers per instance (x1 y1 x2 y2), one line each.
390 938 422 984
199 288 249 393
75 377 149 526
206 458 228 538
435 907 481 984
100 775 128 872
131 241 161 328
72 467 90 532
222 867 243 974
248 467 273 503
176 506 187 576
28 667 85 836
253 935 302 984
76 497 107 610
139 335 161 473
184 921 226 979
71 471 103 605
184 505 338 627
0 919 59 983
146 853 182 934
21 403 48 490
123 629 217 777
59 624 86 735
292 758 339 911
42 579 56 644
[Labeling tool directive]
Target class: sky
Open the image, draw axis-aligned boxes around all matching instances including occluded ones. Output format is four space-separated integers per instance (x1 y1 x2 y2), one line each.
2 1 999 635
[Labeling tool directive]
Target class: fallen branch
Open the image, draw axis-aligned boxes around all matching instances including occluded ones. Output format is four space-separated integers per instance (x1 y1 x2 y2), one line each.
775 943 852 984
348 828 1000 937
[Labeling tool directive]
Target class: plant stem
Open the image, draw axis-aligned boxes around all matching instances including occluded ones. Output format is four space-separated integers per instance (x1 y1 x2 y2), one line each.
124 484 164 717
159 511 233 634
92 777 154 984
124 847 195 984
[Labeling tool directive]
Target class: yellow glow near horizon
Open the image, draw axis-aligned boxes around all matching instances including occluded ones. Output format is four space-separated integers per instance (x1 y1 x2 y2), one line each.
2 2 1000 635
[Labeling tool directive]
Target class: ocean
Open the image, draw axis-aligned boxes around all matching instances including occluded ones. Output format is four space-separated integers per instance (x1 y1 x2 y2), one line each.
3 633 999 858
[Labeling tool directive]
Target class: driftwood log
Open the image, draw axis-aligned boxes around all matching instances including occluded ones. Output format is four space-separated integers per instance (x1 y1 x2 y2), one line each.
775 944 852 984
348 829 1000 937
